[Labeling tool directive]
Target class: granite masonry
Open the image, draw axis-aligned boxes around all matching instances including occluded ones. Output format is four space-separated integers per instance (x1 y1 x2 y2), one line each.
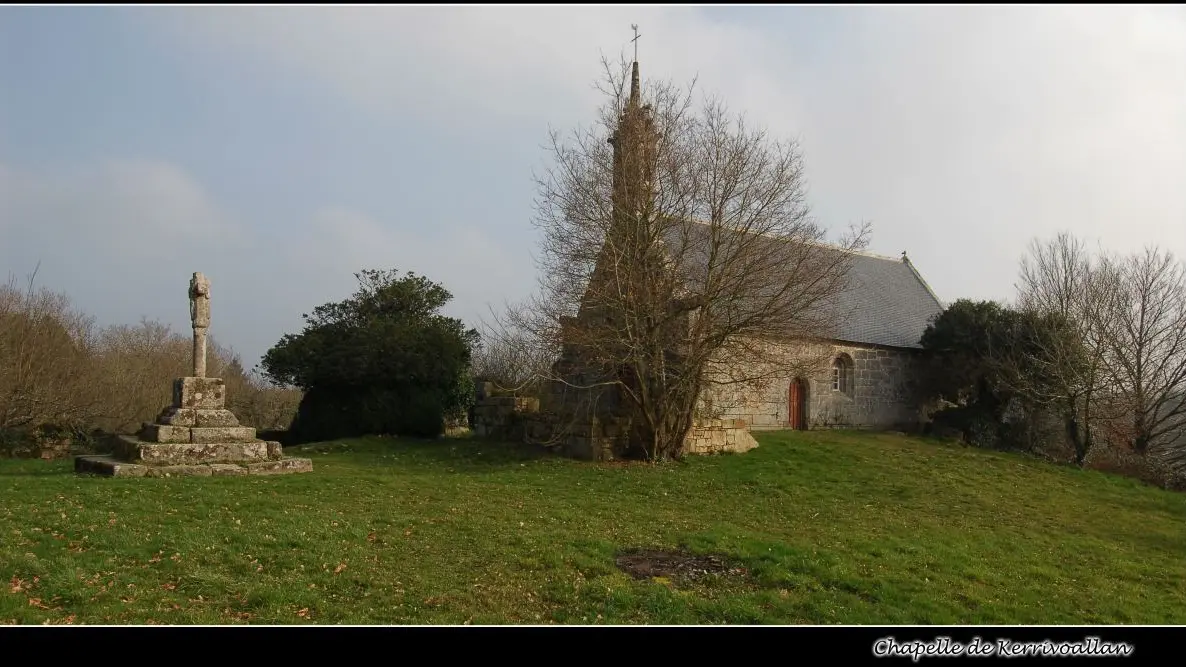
699 342 926 432
471 382 757 460
683 419 759 455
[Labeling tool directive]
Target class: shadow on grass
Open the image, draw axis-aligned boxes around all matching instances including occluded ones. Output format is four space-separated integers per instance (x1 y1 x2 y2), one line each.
0 437 562 478
286 434 562 471
0 460 75 477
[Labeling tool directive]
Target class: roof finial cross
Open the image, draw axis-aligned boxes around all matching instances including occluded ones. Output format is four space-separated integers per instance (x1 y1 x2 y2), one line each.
631 24 641 62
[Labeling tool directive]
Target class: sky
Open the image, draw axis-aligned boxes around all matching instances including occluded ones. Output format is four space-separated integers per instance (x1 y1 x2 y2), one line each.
2 5 1184 370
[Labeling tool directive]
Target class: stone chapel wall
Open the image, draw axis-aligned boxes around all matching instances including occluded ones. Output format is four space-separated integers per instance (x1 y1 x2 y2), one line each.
698 341 925 431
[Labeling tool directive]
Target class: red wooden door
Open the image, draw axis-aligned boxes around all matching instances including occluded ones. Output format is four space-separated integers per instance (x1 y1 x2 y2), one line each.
789 380 803 430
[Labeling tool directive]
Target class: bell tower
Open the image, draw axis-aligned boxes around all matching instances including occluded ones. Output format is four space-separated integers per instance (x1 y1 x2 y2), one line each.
607 59 659 232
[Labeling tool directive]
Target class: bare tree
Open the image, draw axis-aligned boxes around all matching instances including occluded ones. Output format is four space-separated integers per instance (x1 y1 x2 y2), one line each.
1095 247 1186 458
494 56 867 461
0 266 97 432
472 312 555 395
1011 232 1115 465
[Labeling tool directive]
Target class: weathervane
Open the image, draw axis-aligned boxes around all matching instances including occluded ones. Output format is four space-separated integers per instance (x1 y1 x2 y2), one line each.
631 24 641 61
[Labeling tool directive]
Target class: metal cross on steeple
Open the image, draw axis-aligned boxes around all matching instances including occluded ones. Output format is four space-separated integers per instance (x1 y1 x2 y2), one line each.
631 24 641 62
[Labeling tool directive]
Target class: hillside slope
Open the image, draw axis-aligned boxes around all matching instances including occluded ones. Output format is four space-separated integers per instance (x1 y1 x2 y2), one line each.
1 430 1183 624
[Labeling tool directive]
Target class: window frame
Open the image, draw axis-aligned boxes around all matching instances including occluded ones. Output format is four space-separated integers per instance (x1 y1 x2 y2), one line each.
831 355 854 396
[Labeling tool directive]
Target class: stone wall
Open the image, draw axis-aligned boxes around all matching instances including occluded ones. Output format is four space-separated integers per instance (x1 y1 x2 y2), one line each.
473 381 759 460
534 371 631 461
685 419 759 455
544 416 757 459
469 384 543 442
699 341 925 431
0 427 105 460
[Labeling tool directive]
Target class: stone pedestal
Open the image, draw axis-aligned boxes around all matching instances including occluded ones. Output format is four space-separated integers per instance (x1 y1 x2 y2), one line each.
76 377 312 478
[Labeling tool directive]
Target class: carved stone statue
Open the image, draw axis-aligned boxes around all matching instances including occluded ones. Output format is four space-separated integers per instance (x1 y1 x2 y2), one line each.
189 272 211 377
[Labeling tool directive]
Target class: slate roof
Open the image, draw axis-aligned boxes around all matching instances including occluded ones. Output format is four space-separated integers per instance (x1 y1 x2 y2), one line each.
829 250 945 349
658 221 945 350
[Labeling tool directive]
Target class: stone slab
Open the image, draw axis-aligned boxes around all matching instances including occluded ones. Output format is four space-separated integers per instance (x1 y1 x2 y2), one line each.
190 426 257 443
75 455 147 477
155 408 241 428
156 408 197 427
139 423 191 444
145 464 213 478
114 434 144 460
172 377 226 410
134 441 269 465
266 441 283 460
75 456 309 477
194 409 241 427
247 458 313 475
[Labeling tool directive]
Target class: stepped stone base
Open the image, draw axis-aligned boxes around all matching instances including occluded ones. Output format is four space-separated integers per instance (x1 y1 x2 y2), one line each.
76 455 313 478
75 375 312 479
115 435 271 465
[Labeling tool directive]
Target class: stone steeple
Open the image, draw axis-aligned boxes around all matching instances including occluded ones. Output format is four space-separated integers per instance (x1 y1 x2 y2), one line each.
608 60 659 228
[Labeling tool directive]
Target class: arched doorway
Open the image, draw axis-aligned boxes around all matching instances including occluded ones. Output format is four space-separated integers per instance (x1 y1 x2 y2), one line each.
788 377 809 430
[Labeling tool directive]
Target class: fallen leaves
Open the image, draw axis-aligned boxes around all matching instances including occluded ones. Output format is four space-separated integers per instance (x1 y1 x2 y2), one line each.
334 562 347 575
296 607 311 618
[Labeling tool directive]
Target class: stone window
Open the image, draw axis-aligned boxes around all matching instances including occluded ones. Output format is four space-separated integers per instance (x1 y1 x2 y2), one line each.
831 354 854 396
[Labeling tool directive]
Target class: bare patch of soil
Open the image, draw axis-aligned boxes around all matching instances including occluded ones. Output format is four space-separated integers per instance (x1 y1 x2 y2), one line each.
614 547 749 584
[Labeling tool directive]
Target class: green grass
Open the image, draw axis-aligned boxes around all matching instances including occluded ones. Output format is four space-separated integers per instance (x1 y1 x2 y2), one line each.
1 430 1184 624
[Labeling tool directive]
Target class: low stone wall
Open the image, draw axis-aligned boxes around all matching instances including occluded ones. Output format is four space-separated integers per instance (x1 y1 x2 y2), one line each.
472 382 761 460
552 416 631 461
470 394 541 441
685 419 759 455
0 428 104 460
554 417 758 459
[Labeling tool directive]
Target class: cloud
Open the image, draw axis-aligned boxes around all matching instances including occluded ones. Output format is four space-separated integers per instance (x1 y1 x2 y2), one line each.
287 207 532 324
0 158 534 366
146 6 790 128
149 5 1186 308
0 159 255 357
0 158 241 272
791 6 1186 300
6 7 1185 365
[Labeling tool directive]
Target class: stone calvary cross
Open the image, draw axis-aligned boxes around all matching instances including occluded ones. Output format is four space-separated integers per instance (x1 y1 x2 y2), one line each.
74 270 314 477
189 271 211 378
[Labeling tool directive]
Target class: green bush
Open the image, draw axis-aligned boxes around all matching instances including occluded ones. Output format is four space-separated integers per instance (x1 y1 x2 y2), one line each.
262 269 477 444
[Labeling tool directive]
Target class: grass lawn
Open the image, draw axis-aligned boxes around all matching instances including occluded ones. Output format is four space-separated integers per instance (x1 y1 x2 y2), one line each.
1 430 1184 625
